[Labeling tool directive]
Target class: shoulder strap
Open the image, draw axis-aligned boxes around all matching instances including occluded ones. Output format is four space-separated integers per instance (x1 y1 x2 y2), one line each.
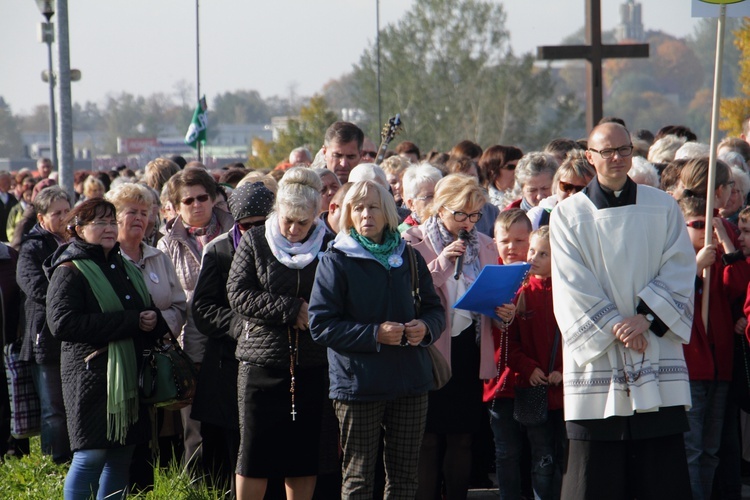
548 326 560 374
405 244 421 317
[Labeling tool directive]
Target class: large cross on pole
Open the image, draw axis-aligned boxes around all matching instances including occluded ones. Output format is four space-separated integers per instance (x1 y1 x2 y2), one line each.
537 0 649 131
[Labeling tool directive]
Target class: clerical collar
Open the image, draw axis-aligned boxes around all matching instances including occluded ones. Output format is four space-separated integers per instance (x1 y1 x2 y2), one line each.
583 176 637 209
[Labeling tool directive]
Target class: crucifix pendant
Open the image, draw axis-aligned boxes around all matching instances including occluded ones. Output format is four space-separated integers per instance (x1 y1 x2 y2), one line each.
291 404 297 421
626 387 630 397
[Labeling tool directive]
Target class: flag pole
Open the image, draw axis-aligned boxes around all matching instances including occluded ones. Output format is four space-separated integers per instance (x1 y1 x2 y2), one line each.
701 1 731 330
195 0 202 163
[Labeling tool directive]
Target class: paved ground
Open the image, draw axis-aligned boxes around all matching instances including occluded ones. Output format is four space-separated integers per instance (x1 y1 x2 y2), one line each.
464 478 750 498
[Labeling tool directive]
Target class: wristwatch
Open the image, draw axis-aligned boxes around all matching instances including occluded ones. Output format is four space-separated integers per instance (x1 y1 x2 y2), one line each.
641 312 654 324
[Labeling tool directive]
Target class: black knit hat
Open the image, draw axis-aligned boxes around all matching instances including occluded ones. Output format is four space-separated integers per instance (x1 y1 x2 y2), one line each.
228 181 274 222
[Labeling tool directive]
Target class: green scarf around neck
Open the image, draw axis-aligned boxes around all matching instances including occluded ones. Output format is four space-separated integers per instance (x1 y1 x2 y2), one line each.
350 228 401 269
73 257 151 445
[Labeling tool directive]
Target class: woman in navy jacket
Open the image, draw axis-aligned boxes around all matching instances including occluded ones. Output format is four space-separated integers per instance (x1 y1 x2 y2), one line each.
310 180 445 499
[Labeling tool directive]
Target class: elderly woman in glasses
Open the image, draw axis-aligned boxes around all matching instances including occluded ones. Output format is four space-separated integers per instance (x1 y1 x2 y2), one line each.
157 167 234 468
46 199 170 499
526 150 596 230
403 173 512 500
398 163 444 233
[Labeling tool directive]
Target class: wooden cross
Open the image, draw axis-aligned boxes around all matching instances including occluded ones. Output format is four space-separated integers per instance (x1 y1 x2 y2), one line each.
537 0 649 131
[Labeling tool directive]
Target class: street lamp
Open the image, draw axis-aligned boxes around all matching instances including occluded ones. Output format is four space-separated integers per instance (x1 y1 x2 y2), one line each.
35 0 57 168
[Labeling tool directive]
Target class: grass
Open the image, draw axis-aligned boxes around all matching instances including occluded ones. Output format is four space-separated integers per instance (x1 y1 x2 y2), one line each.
0 438 229 499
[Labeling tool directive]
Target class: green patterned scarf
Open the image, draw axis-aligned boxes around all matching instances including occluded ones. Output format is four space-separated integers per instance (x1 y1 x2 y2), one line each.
350 228 401 269
73 257 150 445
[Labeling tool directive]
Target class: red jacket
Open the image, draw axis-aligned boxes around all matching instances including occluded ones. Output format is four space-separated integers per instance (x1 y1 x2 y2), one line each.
507 276 563 410
684 257 734 381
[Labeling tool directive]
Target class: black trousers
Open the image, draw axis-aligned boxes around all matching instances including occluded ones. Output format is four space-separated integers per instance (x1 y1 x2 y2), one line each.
561 433 692 500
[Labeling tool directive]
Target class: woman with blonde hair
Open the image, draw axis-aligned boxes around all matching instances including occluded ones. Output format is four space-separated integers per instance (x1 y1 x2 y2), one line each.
310 180 445 499
403 174 513 500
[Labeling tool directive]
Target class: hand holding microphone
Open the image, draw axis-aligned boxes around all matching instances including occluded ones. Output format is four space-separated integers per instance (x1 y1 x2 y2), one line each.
453 229 470 280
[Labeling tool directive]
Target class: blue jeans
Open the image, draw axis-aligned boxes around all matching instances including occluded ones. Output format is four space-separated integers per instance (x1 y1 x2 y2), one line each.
525 409 566 500
488 399 522 500
685 380 730 500
64 445 135 500
31 362 71 463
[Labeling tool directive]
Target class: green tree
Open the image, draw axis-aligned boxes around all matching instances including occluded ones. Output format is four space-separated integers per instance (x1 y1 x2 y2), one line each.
720 18 750 136
0 97 24 158
212 90 270 125
249 95 337 169
347 0 578 151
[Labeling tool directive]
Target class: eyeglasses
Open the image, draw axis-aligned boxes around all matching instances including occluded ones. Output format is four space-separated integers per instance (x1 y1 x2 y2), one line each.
588 145 633 159
443 206 483 223
504 163 517 171
87 220 118 228
362 150 377 159
559 181 586 194
238 219 266 231
181 194 210 206
415 194 434 202
686 220 707 230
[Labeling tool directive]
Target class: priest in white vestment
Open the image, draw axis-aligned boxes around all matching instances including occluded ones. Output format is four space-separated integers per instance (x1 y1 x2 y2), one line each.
550 122 695 499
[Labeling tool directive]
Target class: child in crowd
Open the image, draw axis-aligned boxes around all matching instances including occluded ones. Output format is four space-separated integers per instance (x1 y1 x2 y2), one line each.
508 226 565 500
483 208 531 499
680 196 736 500
717 206 750 499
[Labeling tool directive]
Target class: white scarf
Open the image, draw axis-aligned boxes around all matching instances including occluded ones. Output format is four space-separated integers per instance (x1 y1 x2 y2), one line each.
264 212 326 270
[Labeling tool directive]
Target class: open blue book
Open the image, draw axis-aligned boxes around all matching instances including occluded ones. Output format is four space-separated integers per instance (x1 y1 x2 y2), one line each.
453 263 531 320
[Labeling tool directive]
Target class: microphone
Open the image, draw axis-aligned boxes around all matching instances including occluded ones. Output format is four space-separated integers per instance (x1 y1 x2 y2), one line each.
453 229 470 280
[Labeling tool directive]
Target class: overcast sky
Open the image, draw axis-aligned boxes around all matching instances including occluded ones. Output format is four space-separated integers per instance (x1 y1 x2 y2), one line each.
1 0 706 115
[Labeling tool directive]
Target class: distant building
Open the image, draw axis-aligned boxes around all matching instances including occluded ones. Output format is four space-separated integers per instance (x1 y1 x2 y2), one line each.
615 0 644 43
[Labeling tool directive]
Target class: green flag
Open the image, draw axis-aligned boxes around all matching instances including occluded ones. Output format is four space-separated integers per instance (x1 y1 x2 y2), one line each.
185 96 207 148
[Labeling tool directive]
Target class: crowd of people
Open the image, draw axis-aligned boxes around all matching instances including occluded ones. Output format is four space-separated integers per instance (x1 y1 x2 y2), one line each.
2 116 750 500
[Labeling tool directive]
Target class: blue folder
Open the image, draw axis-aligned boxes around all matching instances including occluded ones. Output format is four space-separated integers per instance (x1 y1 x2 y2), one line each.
453 263 531 320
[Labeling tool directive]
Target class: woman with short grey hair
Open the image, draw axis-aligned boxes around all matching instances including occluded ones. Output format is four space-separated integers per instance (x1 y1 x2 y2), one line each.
511 152 558 211
227 167 334 499
399 163 444 232
16 186 73 464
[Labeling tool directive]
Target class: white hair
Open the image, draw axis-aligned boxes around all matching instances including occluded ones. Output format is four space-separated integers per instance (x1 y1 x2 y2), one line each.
731 165 750 198
628 156 659 188
719 151 749 174
647 134 687 163
674 142 710 161
401 163 444 200
348 163 389 190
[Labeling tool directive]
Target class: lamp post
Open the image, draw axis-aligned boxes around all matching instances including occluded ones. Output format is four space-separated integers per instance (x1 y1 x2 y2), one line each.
35 0 57 168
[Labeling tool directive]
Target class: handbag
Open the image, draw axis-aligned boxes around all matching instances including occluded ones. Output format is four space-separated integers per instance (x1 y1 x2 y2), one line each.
513 324 560 426
139 331 198 410
3 343 41 439
405 244 452 390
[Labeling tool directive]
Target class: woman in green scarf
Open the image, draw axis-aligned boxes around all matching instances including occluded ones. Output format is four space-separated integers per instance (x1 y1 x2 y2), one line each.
46 199 169 500
309 180 446 499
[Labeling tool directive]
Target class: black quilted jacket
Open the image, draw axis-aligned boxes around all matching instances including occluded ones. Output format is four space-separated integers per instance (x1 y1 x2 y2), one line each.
45 239 169 451
227 226 333 370
17 224 61 364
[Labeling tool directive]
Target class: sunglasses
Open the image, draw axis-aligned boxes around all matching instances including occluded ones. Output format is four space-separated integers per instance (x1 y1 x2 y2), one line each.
559 181 586 194
238 219 266 231
181 194 210 206
362 150 377 159
686 220 707 230
504 163 517 171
